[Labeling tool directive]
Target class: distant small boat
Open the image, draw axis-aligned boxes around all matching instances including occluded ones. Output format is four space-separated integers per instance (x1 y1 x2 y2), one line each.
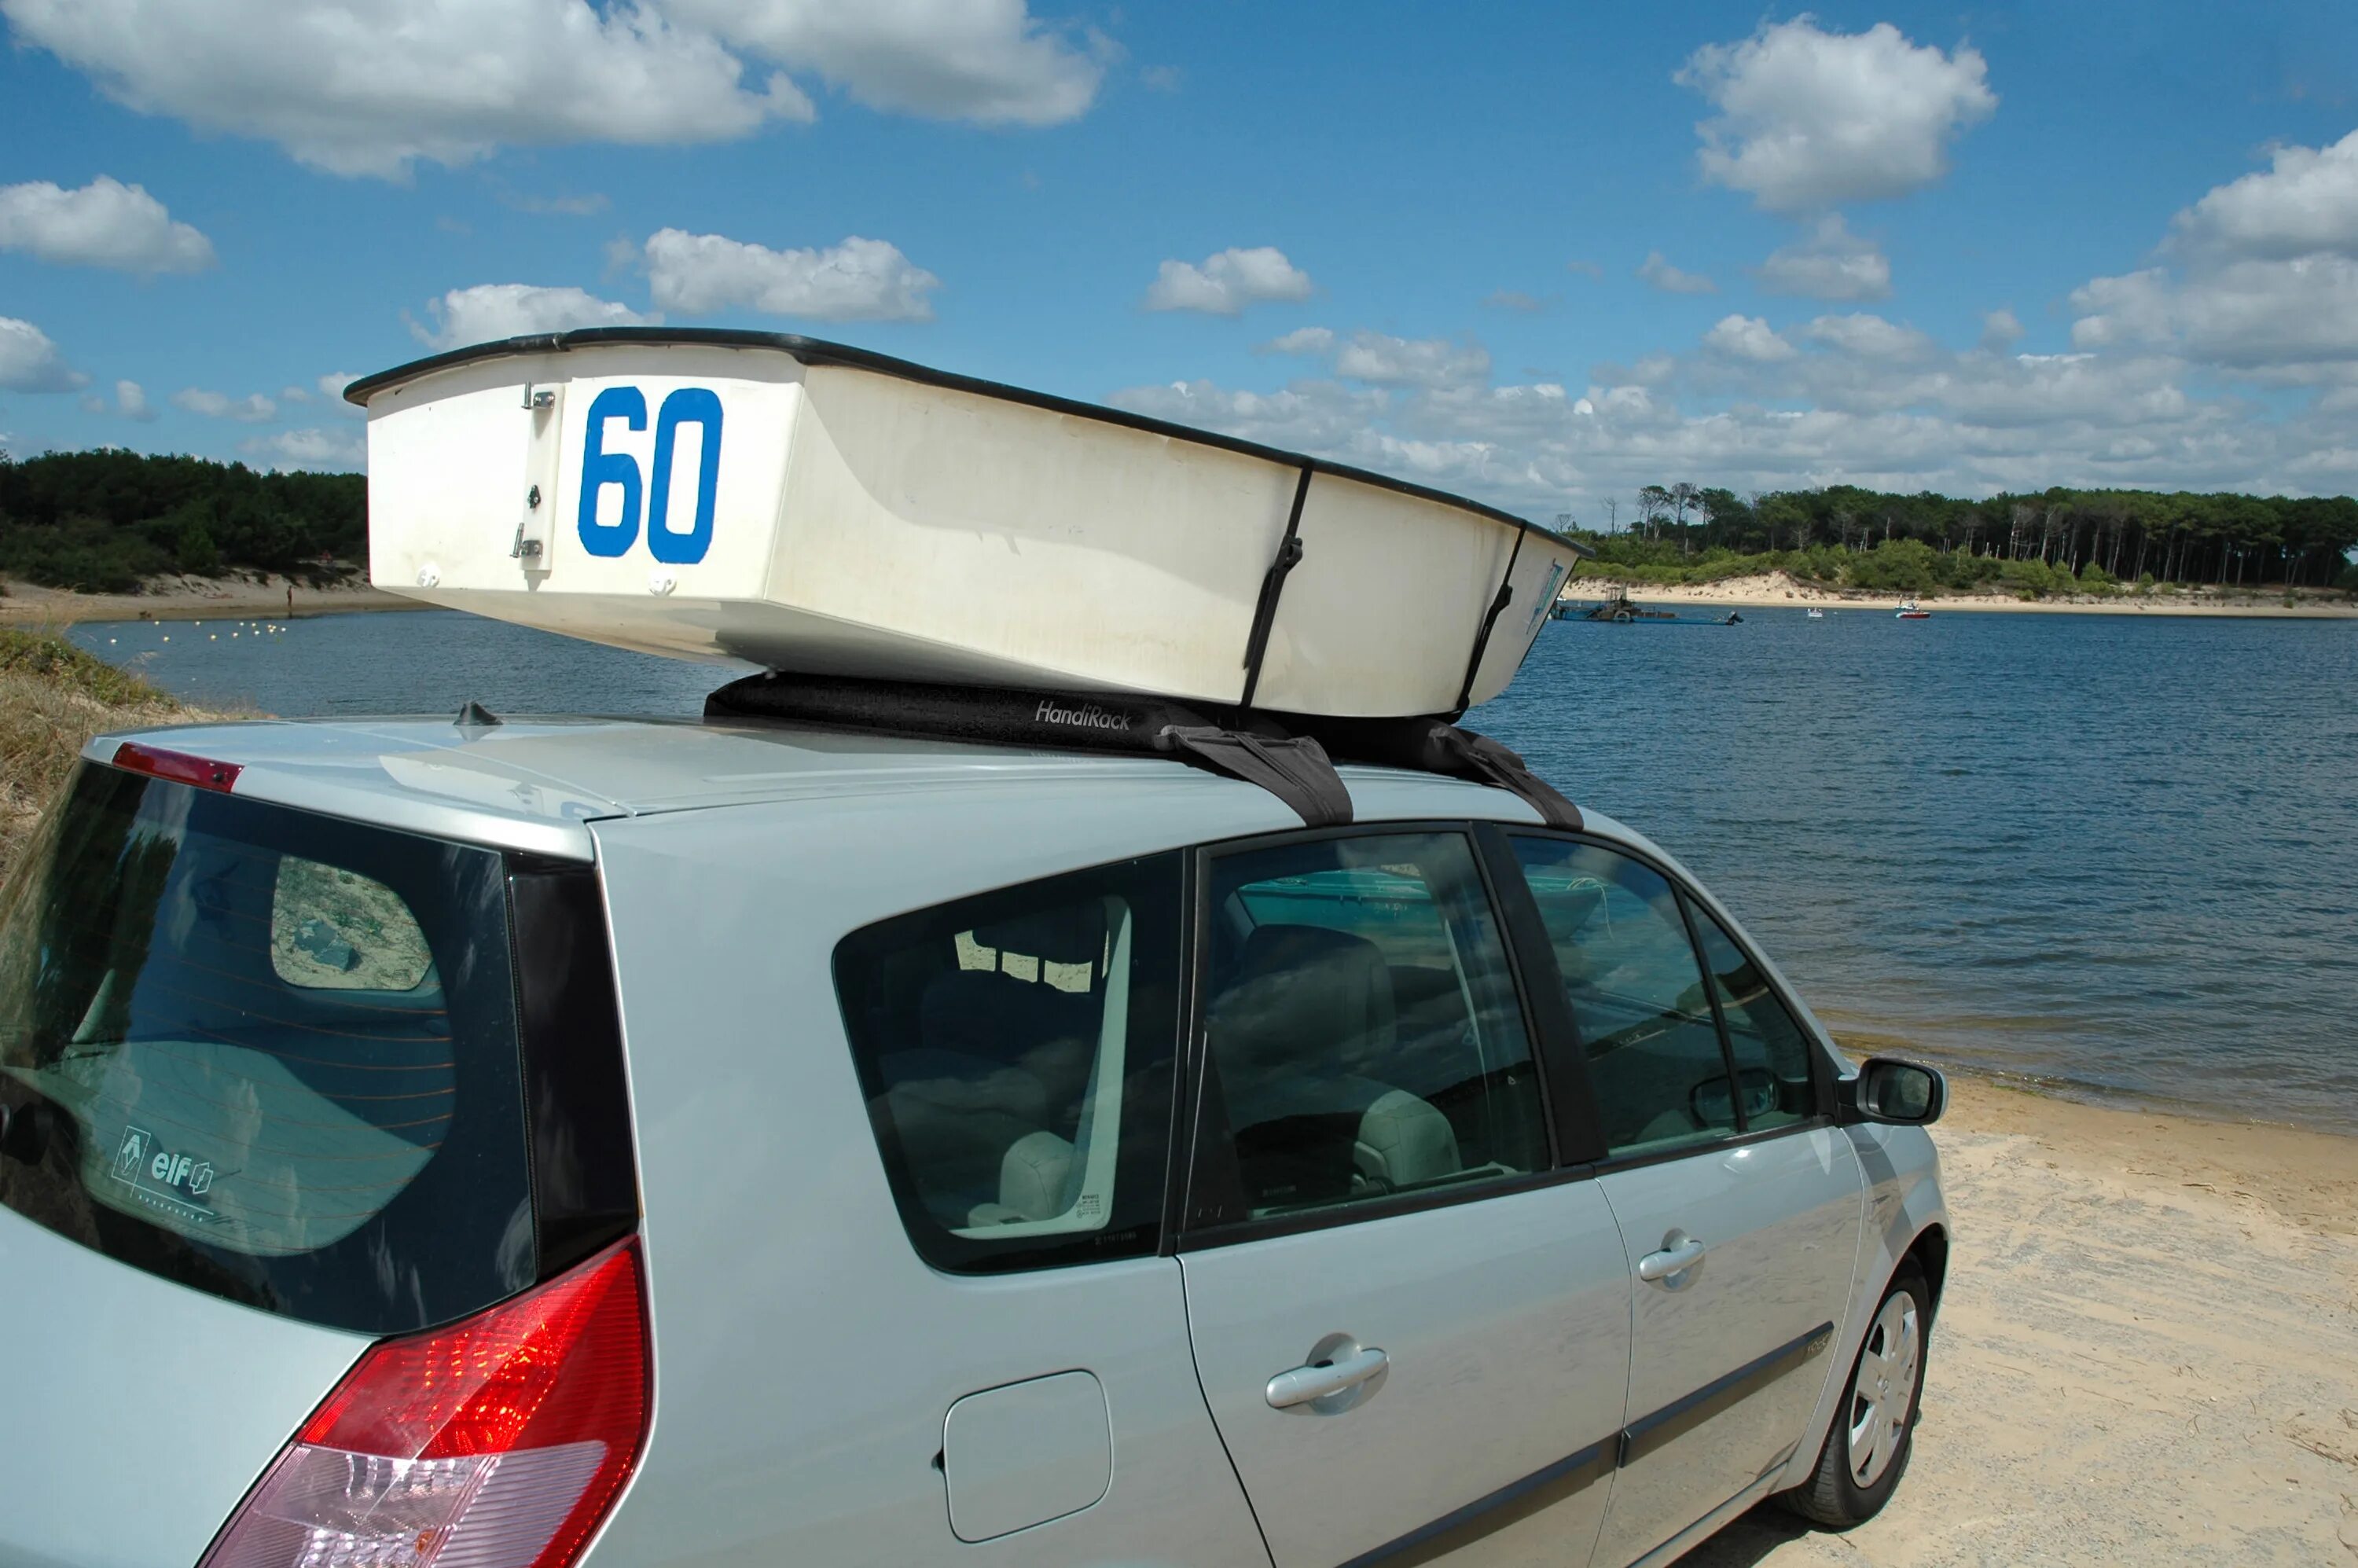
1896 600 1930 619
1805 608 1824 620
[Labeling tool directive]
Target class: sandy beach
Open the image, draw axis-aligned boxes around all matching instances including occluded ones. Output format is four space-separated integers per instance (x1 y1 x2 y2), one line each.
1691 1074 2358 1566
1566 571 2358 619
0 572 420 626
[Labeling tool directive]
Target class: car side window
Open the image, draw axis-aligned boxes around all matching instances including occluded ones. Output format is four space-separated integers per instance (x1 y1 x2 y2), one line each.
1509 837 1738 1158
1691 909 1818 1133
833 854 1182 1273
1196 832 1548 1223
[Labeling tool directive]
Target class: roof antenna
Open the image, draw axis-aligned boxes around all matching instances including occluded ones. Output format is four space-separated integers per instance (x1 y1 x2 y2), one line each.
454 701 502 731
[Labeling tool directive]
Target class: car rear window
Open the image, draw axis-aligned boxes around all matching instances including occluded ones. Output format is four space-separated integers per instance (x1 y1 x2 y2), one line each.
0 762 540 1333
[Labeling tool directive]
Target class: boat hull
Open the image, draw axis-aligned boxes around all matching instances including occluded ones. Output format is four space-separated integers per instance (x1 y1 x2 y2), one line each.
358 336 1580 718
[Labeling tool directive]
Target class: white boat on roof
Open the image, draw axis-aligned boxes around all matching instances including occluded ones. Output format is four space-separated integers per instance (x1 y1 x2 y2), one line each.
349 330 1586 719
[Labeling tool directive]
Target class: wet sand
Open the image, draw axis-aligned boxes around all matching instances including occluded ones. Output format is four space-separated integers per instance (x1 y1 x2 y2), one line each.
0 574 421 626
1566 571 2358 619
1690 1074 2358 1566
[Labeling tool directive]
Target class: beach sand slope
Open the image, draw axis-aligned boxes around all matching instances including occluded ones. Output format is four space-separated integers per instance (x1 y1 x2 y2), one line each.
1688 1079 2358 1565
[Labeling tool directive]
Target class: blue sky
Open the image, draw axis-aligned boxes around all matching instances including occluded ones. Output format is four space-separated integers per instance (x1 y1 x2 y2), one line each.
2 1 2354 518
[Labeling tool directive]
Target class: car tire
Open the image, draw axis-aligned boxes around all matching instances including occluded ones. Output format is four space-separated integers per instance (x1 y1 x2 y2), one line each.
1778 1265 1931 1529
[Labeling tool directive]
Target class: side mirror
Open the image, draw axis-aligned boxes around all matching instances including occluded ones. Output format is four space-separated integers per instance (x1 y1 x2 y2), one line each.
1839 1057 1947 1126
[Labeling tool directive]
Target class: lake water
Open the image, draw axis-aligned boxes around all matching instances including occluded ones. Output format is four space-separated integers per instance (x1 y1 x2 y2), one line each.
70 606 2358 1134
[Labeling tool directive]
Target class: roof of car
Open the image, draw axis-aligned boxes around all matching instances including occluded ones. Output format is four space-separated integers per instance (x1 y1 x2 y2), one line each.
86 714 1574 862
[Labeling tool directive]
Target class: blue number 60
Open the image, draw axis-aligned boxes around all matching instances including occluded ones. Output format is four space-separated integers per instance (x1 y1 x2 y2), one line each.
575 384 724 564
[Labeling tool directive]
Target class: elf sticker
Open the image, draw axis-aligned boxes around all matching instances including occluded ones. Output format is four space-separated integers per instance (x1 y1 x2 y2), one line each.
111 1125 222 1224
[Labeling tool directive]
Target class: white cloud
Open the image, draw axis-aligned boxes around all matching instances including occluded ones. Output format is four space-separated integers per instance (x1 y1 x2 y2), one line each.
1144 247 1314 314
0 175 214 272
1702 314 1795 362
641 229 938 320
1979 308 2024 351
1260 326 1335 356
412 284 658 350
0 0 813 179
665 0 1105 126
1637 251 1716 295
116 380 157 421
173 387 278 422
1334 332 1489 388
279 384 310 402
2 0 1109 176
2171 128 2358 262
1753 214 1890 300
0 317 86 392
1802 312 1937 361
1678 18 1996 212
1261 325 1489 389
2065 136 2358 382
242 426 365 471
318 370 358 402
1565 259 1604 277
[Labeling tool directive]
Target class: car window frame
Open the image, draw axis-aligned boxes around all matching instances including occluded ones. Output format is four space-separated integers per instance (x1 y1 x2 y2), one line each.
1171 820 1587 1253
1486 826 1836 1177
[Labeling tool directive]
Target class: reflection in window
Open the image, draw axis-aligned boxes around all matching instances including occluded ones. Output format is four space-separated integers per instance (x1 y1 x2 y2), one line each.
1202 833 1547 1220
1512 838 1737 1157
1693 913 1815 1133
835 856 1181 1272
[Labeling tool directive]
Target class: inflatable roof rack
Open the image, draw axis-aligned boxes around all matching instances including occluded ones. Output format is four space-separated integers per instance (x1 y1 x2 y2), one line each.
705 672 1580 832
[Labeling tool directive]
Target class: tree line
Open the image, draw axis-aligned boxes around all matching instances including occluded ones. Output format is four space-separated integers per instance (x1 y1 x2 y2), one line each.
1566 483 2358 592
0 449 365 594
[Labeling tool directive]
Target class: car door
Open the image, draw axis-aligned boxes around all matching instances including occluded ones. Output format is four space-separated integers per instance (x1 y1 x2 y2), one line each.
1503 834 1865 1567
1176 827 1634 1568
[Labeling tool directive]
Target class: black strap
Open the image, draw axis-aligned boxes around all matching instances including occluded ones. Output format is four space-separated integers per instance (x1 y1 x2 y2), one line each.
1238 466 1313 711
1452 530 1524 718
1431 727 1581 829
1157 725 1353 828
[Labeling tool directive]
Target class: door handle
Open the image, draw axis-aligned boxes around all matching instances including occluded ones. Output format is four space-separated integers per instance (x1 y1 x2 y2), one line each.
1266 1346 1390 1409
1636 1235 1708 1283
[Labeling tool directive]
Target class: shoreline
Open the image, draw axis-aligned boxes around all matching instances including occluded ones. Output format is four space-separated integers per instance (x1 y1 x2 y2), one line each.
1565 570 2358 619
0 574 425 627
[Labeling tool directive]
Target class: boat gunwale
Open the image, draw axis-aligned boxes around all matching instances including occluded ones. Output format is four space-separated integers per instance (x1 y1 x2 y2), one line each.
340 328 1589 556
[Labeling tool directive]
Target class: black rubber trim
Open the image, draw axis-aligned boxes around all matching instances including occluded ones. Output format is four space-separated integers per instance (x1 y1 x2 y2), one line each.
1335 1437 1617 1568
509 862 640 1280
1618 1320 1837 1467
341 328 1589 555
1472 822 1610 1165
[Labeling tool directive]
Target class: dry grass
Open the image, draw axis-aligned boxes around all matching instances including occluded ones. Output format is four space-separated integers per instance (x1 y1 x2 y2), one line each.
0 628 189 884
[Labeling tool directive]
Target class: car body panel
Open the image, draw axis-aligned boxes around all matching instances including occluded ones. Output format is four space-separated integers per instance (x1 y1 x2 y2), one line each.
0 1206 369 1568
1590 1127 1866 1565
581 801 1277 1566
1178 1181 1631 1568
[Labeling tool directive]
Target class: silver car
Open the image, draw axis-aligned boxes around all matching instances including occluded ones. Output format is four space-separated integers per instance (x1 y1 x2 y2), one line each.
0 710 1947 1568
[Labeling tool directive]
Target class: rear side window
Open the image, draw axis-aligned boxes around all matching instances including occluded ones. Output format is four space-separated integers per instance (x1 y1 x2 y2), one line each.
834 854 1183 1272
0 763 536 1333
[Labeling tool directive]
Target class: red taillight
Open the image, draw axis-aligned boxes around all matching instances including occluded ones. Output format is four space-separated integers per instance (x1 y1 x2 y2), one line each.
202 1239 651 1568
112 740 241 792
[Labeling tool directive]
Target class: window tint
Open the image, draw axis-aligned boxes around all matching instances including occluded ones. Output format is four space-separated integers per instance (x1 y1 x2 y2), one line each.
0 764 533 1334
1693 911 1817 1133
835 855 1181 1272
1197 832 1547 1222
1511 838 1736 1157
